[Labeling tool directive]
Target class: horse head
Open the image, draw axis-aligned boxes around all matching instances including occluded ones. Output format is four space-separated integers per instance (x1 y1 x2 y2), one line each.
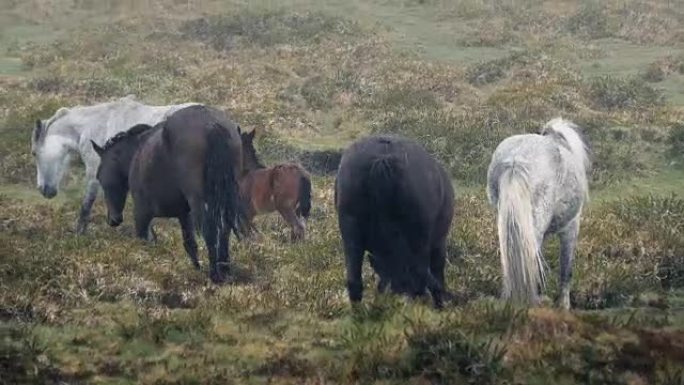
31 109 73 199
91 140 124 226
239 128 264 172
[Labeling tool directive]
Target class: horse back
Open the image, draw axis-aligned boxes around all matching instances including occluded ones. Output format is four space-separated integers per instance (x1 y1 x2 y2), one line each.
242 163 308 214
162 106 242 186
240 169 275 214
337 136 453 239
129 105 241 217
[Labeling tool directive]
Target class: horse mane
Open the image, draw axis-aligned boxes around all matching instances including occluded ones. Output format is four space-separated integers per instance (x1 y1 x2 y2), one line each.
43 107 70 131
101 123 156 151
541 117 591 198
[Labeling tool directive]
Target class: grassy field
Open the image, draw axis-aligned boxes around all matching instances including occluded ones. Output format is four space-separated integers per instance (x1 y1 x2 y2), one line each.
1 0 684 384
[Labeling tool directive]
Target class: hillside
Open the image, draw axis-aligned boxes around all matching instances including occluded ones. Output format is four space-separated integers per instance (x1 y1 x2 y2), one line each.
1 1 683 384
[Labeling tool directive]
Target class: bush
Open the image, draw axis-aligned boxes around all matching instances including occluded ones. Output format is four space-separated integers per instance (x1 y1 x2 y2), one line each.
404 317 509 384
181 10 360 50
667 122 684 163
565 1 611 40
466 52 529 86
300 70 360 110
370 107 514 184
588 128 646 186
572 194 684 308
0 325 65 384
641 62 666 82
587 76 664 110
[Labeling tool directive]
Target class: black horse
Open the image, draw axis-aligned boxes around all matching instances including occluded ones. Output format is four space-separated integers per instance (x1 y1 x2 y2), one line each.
335 135 454 308
91 105 245 283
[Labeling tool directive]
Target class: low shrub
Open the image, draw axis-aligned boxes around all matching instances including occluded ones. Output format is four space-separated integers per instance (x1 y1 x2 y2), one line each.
587 76 665 111
403 316 509 384
565 1 611 40
667 122 684 163
181 10 361 50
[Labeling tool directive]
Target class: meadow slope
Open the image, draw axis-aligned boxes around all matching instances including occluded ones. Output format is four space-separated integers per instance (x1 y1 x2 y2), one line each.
1 1 684 384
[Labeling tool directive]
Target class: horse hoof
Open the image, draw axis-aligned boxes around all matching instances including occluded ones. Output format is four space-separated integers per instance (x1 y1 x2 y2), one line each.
210 272 226 284
432 298 444 310
442 290 456 303
557 298 571 310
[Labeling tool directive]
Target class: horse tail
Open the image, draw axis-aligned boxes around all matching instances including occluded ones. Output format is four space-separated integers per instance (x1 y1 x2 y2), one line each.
368 155 400 208
203 123 242 238
296 170 312 219
496 164 545 305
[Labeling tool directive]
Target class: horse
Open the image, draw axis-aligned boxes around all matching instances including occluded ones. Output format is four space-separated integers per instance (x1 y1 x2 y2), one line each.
30 95 199 234
486 117 591 309
335 135 454 309
238 129 312 240
91 105 244 283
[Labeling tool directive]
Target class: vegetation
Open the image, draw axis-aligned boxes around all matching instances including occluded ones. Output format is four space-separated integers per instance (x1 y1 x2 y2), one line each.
1 0 683 384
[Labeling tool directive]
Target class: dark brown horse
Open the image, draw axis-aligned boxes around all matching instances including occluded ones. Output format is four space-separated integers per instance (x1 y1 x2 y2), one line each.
335 135 454 309
91 105 244 283
238 129 312 240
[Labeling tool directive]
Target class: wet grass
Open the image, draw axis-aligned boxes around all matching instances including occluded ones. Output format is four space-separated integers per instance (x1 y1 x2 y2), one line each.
1 0 683 383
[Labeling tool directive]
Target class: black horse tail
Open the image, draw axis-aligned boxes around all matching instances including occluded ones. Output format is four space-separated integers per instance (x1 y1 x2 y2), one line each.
203 123 242 238
368 154 401 209
296 171 312 219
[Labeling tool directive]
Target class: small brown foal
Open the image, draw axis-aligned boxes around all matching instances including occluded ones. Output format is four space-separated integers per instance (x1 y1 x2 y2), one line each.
239 130 312 240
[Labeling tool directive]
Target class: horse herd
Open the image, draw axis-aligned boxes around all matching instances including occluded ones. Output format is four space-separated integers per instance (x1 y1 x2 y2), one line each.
30 95 590 310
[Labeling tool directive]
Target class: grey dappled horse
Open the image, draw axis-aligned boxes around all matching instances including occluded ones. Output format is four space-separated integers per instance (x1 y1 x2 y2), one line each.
487 117 590 309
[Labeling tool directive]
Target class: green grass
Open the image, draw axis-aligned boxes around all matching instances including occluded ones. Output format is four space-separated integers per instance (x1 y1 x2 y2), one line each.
1 0 684 384
593 167 684 201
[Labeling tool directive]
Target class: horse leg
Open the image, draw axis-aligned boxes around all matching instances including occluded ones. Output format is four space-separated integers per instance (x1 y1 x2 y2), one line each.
558 218 579 310
368 254 390 293
277 205 305 241
134 206 154 241
76 176 99 234
202 219 222 284
339 213 364 304
195 192 225 284
179 213 200 270
217 227 231 277
415 257 444 310
430 242 454 302
146 223 158 243
187 195 222 283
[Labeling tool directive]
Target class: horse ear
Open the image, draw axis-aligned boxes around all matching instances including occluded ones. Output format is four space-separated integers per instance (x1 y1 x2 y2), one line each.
247 129 256 140
91 140 104 156
237 125 242 135
33 120 43 142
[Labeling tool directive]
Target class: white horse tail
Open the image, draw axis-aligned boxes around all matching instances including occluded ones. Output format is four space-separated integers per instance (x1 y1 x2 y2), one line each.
497 164 545 305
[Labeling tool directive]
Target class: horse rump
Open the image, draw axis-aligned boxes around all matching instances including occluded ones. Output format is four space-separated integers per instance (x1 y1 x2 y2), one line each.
367 154 401 209
337 136 448 308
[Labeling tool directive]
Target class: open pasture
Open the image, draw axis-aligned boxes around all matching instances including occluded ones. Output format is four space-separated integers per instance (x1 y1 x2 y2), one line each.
1 0 683 384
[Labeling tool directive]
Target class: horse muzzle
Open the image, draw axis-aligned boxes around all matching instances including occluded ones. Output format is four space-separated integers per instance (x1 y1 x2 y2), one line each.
39 185 57 199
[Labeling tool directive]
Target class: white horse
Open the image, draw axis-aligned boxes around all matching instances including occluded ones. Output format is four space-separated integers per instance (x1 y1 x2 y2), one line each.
31 95 199 234
486 117 590 309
